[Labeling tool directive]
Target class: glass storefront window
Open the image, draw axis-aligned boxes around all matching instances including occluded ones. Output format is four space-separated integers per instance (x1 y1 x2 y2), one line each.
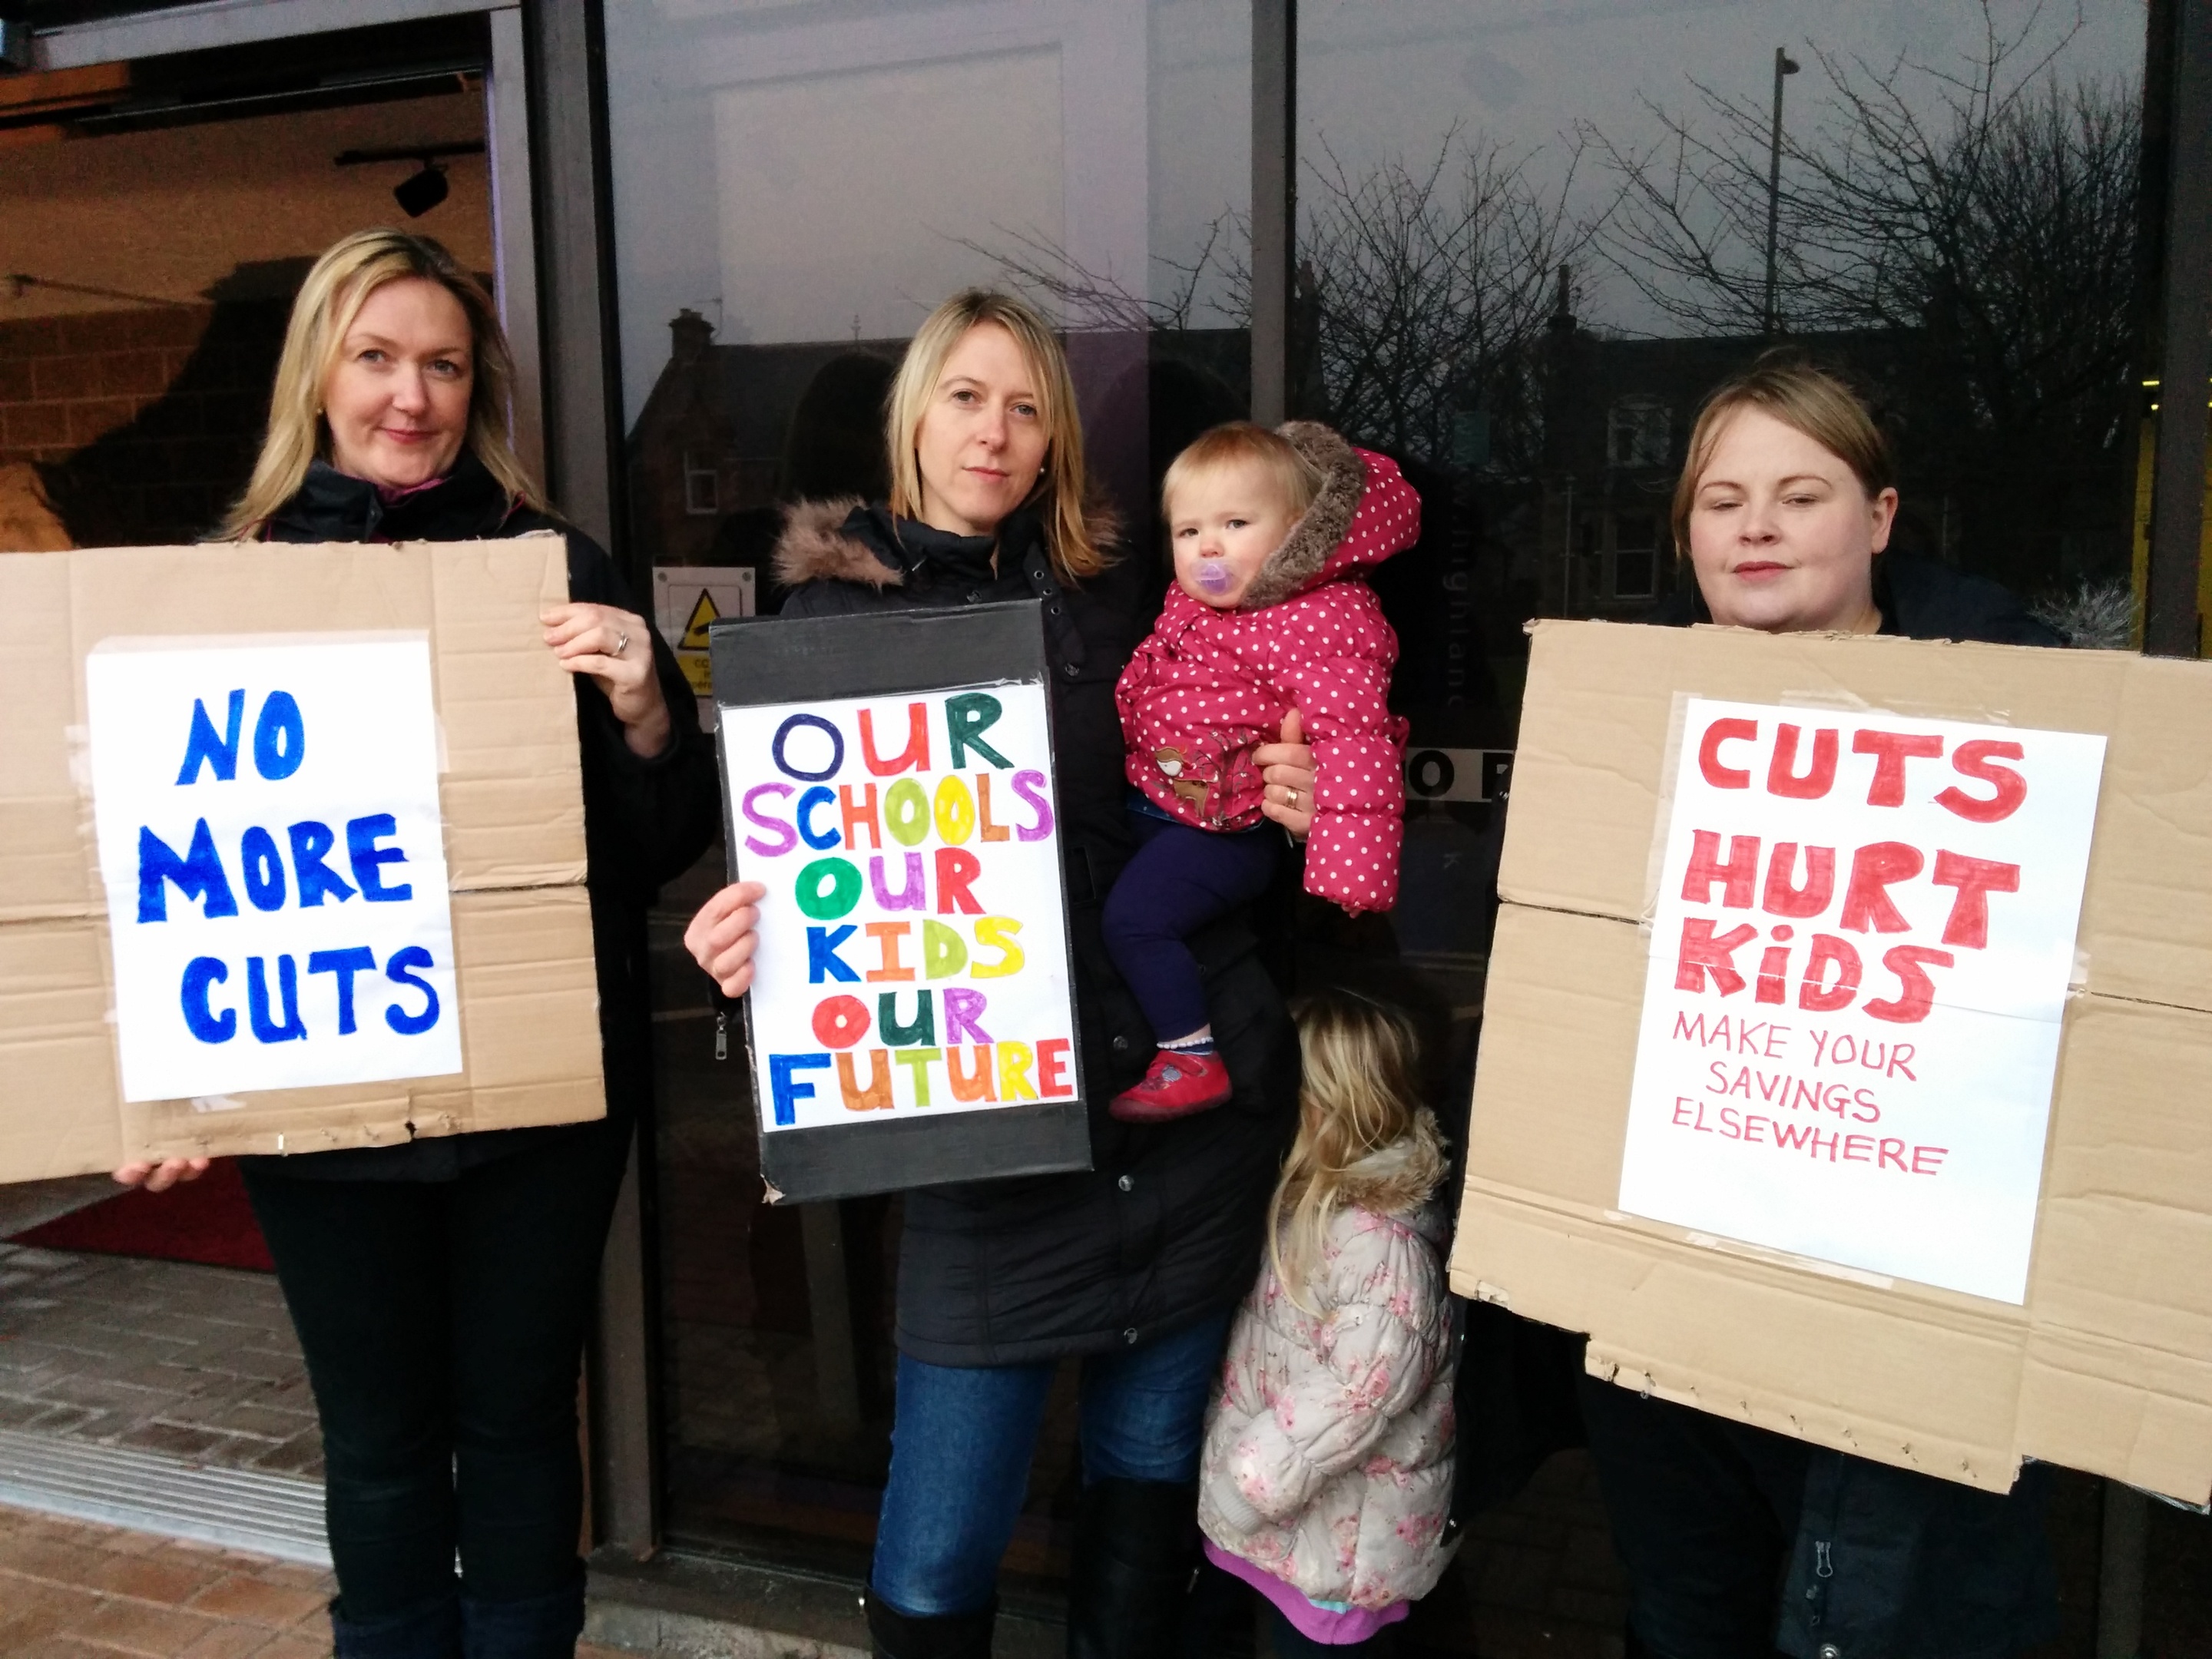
1296 0 2150 625
1296 0 2152 1002
605 0 1252 1570
608 0 2161 1601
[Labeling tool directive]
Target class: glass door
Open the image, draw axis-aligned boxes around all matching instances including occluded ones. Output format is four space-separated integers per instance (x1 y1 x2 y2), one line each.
604 0 1254 1586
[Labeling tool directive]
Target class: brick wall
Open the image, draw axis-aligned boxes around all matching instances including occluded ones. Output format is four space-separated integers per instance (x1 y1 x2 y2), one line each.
0 301 287 547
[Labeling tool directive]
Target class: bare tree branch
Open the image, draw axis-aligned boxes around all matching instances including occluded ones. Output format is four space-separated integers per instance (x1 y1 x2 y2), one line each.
1293 131 1595 472
959 129 1591 474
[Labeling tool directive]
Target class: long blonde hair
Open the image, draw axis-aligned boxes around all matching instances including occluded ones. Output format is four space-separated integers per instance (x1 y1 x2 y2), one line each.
1268 988 1446 1313
219 228 539 539
884 288 1108 581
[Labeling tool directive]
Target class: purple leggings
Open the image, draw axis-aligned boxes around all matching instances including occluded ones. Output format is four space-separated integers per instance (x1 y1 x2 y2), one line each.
1101 810 1279 1042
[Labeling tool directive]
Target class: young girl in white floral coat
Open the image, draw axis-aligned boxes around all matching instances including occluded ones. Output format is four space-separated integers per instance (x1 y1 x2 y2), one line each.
1197 988 1459 1653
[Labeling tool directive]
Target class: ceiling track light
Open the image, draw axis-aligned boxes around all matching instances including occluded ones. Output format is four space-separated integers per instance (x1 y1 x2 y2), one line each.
393 161 448 217
333 140 485 218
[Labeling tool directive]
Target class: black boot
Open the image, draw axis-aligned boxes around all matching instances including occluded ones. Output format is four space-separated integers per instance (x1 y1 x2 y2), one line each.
329 1593 462 1659
1065 1478 1200 1659
459 1563 587 1659
865 1586 997 1657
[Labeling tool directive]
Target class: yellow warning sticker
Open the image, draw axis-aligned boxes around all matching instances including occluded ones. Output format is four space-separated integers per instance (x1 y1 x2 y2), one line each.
678 590 719 651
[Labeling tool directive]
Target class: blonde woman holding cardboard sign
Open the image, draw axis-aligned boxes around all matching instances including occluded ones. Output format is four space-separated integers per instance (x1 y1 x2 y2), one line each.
1579 358 2061 1659
686 289 1323 1659
114 229 721 1659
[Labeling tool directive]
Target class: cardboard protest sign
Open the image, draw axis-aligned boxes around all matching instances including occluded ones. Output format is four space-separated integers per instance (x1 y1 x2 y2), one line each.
712 601 1088 1203
1453 620 2212 1502
0 538 603 1182
1621 699 2105 1303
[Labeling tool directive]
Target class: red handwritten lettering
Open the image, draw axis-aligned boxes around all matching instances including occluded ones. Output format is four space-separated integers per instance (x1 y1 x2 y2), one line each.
1936 740 2028 823
1929 850 2020 949
1853 730 1945 806
1840 842 1923 933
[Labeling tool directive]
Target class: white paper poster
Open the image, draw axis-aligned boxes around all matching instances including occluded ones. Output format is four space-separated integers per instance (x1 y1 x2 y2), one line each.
84 637 463 1103
721 684 1078 1133
1618 697 2107 1303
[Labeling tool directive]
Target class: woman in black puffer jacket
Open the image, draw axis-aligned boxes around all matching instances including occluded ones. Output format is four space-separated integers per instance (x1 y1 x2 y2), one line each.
686 290 1314 1659
115 228 720 1659
1591 358 2059 1659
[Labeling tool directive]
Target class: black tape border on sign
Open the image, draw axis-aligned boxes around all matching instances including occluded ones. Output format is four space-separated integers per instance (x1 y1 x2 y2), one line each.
707 601 1092 1204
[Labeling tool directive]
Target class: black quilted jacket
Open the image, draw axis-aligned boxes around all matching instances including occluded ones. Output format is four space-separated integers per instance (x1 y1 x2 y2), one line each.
242 452 722 1181
767 499 1301 1365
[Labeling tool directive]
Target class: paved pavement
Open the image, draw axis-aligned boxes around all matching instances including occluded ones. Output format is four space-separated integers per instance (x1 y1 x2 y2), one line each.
0 1245 320 1481
0 1502 638 1659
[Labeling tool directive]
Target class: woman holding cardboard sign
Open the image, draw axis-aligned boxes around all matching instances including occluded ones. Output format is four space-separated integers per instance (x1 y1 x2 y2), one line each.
114 229 720 1659
686 289 1320 1659
1579 359 2060 1659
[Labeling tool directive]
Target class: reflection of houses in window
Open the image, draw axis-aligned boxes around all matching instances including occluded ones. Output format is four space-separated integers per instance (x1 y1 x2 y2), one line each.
1528 305 2137 619
682 451 719 515
1611 512 1658 599
1528 310 1922 620
1607 399 1671 469
625 306 906 580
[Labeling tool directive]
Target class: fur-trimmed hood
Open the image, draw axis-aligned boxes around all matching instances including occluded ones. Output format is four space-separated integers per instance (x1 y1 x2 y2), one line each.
1328 1111 1449 1236
1237 421 1394 611
772 495 896 590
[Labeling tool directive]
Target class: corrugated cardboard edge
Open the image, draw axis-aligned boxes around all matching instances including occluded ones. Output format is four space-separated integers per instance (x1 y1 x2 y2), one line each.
1452 620 2212 1503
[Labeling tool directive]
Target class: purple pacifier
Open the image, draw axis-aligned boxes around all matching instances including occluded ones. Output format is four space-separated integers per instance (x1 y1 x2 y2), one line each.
1194 560 1235 598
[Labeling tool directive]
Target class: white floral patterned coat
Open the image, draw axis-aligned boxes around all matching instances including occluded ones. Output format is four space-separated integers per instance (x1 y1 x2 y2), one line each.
1197 1136 1459 1610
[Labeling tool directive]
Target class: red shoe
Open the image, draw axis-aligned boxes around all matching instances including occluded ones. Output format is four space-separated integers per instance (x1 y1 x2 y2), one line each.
1109 1047 1233 1122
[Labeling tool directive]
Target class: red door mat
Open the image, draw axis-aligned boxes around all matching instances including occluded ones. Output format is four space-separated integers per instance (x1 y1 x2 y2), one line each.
8 1159 274 1273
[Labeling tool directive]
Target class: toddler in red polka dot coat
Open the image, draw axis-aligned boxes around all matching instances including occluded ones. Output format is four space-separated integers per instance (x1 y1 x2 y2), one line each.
1101 420 1418 1121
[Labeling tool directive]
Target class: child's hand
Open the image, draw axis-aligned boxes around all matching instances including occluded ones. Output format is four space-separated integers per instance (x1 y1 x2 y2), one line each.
1254 708 1316 840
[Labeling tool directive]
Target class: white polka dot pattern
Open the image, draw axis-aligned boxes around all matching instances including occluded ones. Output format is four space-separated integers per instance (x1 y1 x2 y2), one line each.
1114 445 1421 916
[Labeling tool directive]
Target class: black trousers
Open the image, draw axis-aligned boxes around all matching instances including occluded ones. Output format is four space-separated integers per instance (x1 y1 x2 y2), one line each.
242 1118 631 1618
1578 1375 1806 1659
1578 1373 2054 1659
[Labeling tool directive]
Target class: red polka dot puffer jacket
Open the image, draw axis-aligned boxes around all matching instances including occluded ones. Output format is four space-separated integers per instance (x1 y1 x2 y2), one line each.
1114 422 1419 916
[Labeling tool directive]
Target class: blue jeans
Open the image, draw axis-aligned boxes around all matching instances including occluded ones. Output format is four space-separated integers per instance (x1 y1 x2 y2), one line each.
869 1310 1233 1618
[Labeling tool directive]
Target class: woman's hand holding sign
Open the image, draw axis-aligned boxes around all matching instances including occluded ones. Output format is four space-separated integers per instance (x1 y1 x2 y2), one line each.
543 601 671 759
685 879 768 998
111 1157 209 1191
1254 707 1317 840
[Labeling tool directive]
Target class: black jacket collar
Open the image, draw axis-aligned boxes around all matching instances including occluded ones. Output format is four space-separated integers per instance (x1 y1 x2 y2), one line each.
839 502 1048 598
263 451 518 544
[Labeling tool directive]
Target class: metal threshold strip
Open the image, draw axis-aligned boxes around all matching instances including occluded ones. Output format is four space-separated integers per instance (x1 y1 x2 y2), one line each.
0 1426 329 1566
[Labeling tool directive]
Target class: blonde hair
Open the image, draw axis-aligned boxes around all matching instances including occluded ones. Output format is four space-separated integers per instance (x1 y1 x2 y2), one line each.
1267 988 1446 1313
220 228 539 539
884 288 1108 581
1673 356 1894 555
1162 421 1324 522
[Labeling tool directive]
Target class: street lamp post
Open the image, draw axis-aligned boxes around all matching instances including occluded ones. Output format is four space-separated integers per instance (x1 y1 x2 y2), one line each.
1763 46 1800 335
